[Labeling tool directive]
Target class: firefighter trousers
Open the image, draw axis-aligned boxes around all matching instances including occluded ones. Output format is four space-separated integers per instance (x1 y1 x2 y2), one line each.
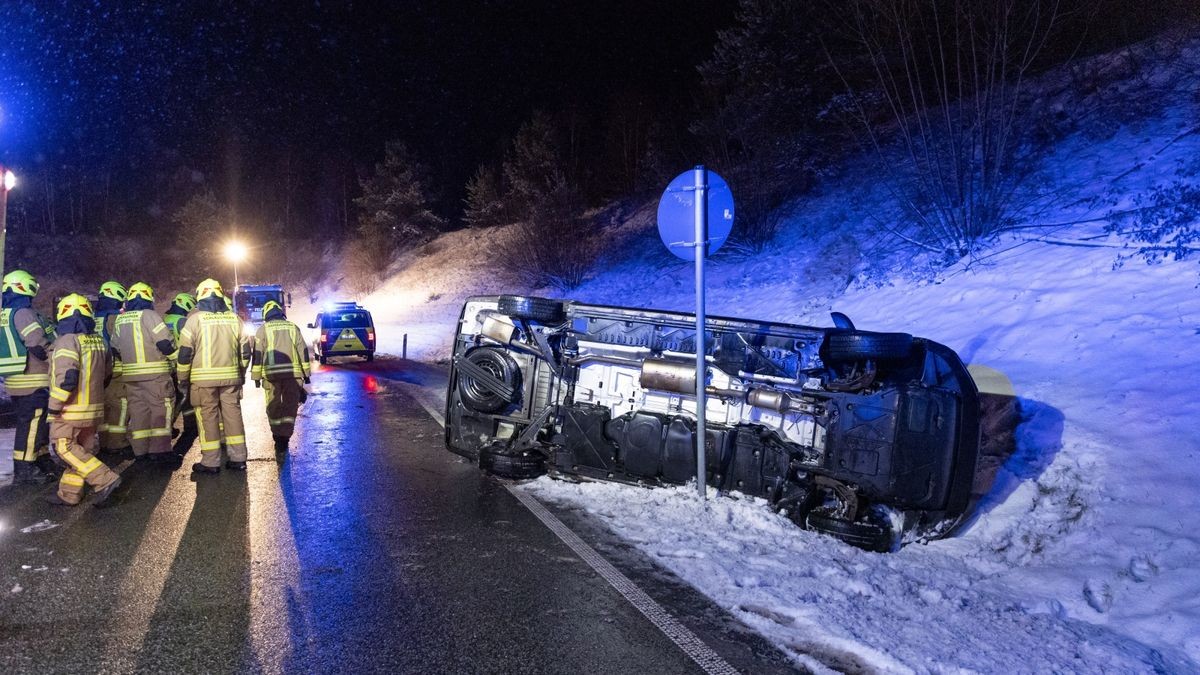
171 373 198 453
50 418 119 505
264 378 304 438
126 375 174 457
100 378 129 451
12 389 50 466
191 385 247 468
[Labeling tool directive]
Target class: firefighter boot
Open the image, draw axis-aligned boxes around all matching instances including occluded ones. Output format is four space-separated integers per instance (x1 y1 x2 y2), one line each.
92 475 123 508
225 460 247 471
13 461 55 485
192 462 219 475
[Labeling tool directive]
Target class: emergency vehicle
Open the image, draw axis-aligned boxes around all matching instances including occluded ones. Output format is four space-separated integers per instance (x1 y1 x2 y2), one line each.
308 302 375 364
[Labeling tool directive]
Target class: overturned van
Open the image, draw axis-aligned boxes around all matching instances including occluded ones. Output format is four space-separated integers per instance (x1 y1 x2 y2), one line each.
444 295 981 552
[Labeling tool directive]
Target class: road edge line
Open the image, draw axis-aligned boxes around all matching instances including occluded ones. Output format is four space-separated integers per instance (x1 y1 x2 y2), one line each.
409 386 738 675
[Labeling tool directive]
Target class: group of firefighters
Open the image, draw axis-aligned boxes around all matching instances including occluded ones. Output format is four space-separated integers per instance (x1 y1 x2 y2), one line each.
0 270 312 507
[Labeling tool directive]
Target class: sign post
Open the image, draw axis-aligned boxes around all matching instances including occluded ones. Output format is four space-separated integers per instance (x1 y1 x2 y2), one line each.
657 166 734 499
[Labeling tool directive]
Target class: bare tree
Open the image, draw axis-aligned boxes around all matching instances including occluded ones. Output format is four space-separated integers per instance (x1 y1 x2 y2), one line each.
825 0 1065 257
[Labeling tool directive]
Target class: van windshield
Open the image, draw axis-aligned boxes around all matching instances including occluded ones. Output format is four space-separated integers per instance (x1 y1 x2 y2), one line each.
323 311 370 329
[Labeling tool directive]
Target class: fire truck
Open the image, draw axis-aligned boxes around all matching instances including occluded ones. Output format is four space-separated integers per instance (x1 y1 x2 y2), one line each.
232 284 290 336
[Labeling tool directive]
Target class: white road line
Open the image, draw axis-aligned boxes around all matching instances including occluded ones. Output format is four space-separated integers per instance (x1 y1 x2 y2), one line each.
411 387 739 675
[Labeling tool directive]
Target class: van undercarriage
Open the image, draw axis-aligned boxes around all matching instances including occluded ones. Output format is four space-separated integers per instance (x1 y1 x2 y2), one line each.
444 295 981 552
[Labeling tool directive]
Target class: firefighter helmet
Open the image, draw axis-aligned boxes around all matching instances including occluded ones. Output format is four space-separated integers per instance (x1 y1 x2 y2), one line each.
98 281 128 302
2 270 39 297
173 293 196 312
196 278 223 299
56 293 94 321
262 300 283 318
127 282 154 302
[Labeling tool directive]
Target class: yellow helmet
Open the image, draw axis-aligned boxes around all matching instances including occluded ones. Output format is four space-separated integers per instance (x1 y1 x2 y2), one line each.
57 293 94 321
2 270 39 297
173 293 196 311
127 281 154 302
196 278 223 299
99 281 128 301
262 300 283 317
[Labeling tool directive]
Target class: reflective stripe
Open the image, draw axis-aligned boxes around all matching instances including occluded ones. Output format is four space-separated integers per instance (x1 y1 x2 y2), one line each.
131 429 172 440
120 361 171 375
54 348 80 360
268 417 296 426
77 456 103 476
20 322 41 337
200 440 222 451
25 409 41 455
0 355 25 375
190 366 241 381
7 373 51 388
224 434 246 445
61 472 86 487
59 445 89 472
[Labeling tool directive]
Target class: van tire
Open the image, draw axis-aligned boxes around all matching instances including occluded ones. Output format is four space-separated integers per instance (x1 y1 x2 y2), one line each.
498 295 565 324
823 330 913 362
479 443 546 480
457 347 521 414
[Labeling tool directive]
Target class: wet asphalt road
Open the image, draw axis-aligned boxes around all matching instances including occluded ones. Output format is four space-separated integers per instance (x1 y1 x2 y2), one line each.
0 358 799 674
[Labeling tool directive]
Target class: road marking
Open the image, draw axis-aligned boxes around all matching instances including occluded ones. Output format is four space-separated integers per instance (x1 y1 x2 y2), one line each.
411 388 739 675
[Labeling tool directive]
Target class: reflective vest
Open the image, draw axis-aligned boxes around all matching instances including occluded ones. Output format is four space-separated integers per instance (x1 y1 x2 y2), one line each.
50 332 111 423
251 319 311 382
178 311 249 387
0 307 53 394
111 309 174 381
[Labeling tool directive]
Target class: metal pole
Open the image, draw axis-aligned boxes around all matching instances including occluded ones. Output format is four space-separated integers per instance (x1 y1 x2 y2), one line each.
693 165 708 499
233 261 239 290
0 164 9 280
0 174 7 281
402 333 408 360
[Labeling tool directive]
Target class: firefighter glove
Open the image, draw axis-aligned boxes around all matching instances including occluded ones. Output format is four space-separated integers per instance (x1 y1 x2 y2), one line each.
254 379 261 388
298 388 309 404
28 345 48 361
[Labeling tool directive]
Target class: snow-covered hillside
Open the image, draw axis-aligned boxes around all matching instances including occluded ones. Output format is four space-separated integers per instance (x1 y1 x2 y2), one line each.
351 36 1200 671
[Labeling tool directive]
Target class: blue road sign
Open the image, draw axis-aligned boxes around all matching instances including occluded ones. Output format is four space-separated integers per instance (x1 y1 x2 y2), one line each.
657 169 735 260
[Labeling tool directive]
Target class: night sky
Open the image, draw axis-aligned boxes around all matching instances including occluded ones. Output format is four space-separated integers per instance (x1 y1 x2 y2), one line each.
0 1 736 229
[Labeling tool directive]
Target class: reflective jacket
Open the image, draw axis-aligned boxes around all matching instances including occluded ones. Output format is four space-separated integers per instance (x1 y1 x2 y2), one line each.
177 311 249 387
164 312 186 342
111 309 175 381
251 319 311 383
0 306 54 395
49 331 111 423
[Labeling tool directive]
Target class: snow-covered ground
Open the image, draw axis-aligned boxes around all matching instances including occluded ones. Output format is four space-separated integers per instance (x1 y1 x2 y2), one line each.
347 37 1200 672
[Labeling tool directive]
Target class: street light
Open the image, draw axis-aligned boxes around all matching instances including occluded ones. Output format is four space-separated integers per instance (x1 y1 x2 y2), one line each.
0 167 15 280
223 239 248 289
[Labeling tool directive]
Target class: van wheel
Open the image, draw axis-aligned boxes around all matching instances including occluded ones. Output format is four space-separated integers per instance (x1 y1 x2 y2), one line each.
498 295 565 324
457 347 521 413
366 353 374 362
823 330 913 362
479 443 546 480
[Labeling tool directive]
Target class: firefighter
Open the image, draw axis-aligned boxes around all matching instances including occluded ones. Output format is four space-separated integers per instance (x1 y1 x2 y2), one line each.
250 300 311 452
111 282 177 463
163 293 195 339
177 278 250 474
0 270 58 484
95 280 130 456
164 292 198 454
45 294 122 507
